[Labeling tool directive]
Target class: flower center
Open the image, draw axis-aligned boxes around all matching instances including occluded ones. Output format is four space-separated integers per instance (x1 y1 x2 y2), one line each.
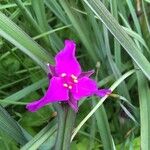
60 73 78 90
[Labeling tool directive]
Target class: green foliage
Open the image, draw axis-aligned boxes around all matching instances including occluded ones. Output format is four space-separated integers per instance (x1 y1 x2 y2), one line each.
0 0 150 149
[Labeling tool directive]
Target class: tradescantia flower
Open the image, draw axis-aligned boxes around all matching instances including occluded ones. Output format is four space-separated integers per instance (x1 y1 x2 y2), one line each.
26 40 111 112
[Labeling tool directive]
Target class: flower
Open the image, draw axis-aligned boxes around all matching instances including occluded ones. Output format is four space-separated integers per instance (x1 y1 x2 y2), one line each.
26 40 111 112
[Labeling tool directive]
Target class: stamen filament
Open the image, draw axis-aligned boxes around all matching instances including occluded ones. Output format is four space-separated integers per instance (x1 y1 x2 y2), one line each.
68 85 72 89
71 74 77 80
73 79 78 83
61 73 67 77
63 83 68 87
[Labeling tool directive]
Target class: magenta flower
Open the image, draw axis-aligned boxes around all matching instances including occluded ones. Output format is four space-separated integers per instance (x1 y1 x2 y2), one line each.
26 40 111 112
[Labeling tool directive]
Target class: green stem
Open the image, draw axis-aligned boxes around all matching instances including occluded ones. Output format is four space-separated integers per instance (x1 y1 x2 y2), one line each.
62 107 76 150
54 104 76 150
53 104 66 150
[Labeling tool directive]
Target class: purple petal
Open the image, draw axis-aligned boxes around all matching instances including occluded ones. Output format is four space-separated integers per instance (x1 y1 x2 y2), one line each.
95 89 111 97
55 40 81 76
26 77 69 112
79 70 94 78
72 77 97 100
26 97 48 112
48 73 52 79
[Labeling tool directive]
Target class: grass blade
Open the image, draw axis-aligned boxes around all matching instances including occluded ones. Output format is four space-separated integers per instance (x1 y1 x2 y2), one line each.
0 12 52 72
83 0 150 80
137 72 150 150
71 69 135 140
92 98 114 150
2 78 47 107
21 123 57 150
0 105 28 145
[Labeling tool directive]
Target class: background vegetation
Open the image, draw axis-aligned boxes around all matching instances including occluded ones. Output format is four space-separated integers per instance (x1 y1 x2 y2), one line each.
0 0 150 149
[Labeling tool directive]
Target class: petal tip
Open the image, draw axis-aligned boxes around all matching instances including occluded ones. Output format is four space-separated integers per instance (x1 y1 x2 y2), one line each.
96 89 112 97
26 104 37 112
65 39 75 46
55 39 81 76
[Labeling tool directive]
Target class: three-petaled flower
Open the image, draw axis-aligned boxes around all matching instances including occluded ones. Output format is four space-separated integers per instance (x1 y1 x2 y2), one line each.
26 40 111 112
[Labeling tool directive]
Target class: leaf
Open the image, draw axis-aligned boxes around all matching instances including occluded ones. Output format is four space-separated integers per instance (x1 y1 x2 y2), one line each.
0 12 52 72
83 0 150 80
21 123 57 150
92 99 114 150
137 72 150 150
0 105 28 145
2 78 47 107
71 69 135 141
144 0 150 3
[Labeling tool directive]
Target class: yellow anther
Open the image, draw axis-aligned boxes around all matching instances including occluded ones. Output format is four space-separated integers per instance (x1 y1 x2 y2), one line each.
73 79 78 83
71 74 77 80
63 83 68 88
61 73 67 77
68 85 72 89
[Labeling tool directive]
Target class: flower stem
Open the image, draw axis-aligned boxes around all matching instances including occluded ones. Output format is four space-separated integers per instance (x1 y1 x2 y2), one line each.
62 106 76 150
54 104 76 150
53 104 66 150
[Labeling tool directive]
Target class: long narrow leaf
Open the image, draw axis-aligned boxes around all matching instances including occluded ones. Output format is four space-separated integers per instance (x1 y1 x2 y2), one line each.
71 69 135 140
0 105 28 145
83 0 150 80
0 12 52 72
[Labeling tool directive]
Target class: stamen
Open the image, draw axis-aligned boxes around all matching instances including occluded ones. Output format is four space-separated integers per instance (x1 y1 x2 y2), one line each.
63 83 68 88
46 63 50 66
61 73 67 77
73 79 78 83
68 85 72 89
71 74 77 80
